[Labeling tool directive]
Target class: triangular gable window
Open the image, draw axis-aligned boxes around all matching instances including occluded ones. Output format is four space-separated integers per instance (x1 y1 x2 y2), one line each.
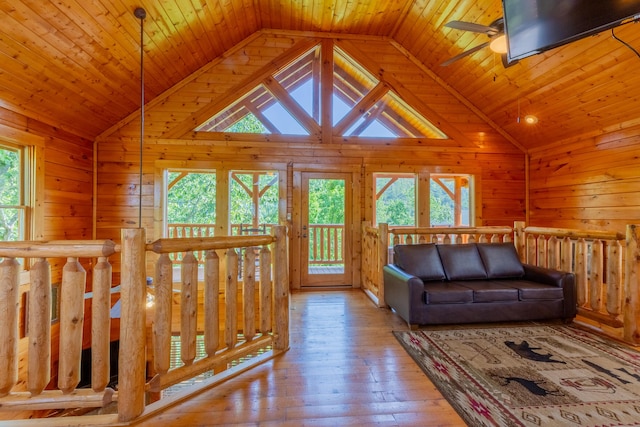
195 44 447 139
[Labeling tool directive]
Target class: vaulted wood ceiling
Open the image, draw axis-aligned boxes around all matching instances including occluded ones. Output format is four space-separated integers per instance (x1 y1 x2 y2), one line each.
2 0 640 152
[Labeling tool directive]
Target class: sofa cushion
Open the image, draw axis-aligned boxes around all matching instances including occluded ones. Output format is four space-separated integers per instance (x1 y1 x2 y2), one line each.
436 244 488 280
423 282 473 304
477 243 525 279
454 281 519 302
496 280 564 300
394 244 446 281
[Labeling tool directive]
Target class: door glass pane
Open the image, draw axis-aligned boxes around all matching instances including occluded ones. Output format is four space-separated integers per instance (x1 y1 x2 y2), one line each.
308 178 345 275
374 174 416 226
230 171 279 235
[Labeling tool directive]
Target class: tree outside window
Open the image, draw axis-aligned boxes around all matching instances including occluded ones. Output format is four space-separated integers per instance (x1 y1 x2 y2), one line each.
0 145 23 241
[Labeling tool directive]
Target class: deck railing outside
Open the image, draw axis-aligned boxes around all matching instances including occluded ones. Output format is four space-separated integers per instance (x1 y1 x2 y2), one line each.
362 221 640 345
168 223 345 267
0 225 289 425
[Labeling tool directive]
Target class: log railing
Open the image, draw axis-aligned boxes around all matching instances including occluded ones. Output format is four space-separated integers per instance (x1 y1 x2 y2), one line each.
513 221 639 343
0 225 289 425
362 221 640 345
0 240 119 418
307 224 344 265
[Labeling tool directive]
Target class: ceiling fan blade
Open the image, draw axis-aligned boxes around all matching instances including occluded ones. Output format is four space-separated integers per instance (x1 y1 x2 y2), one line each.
440 41 490 66
444 21 499 36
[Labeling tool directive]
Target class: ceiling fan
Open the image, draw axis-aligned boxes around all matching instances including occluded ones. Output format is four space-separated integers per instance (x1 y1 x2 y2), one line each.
440 18 515 67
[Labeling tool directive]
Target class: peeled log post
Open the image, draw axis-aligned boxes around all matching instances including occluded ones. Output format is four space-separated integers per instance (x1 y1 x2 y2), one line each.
561 237 573 273
589 240 603 312
273 225 289 352
92 257 112 392
606 240 623 317
513 221 526 262
548 236 560 270
28 258 51 396
225 249 239 349
623 225 640 344
526 234 536 265
204 250 220 356
377 223 389 307
181 251 198 365
153 253 173 375
58 257 87 394
118 228 147 422
243 248 256 342
0 257 20 396
259 246 272 334
576 239 588 307
536 235 547 268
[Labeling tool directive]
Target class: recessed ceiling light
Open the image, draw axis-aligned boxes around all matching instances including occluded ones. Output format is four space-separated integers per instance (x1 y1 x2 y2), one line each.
524 114 538 124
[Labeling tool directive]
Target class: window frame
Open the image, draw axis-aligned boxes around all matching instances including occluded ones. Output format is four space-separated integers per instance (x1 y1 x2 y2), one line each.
1 125 45 270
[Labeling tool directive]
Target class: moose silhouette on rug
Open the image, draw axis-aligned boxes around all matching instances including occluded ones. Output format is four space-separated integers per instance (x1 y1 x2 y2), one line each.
505 340 566 364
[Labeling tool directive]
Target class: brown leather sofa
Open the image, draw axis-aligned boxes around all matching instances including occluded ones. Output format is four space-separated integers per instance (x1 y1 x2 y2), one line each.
383 242 577 328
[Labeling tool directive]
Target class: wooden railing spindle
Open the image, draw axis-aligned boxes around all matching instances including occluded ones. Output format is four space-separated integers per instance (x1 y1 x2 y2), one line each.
154 253 173 375
243 248 256 342
0 257 20 397
91 256 112 392
226 249 239 349
204 250 220 356
28 258 52 396
181 251 198 365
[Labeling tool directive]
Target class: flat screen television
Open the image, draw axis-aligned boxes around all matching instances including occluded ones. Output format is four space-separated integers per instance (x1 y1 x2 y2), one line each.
503 0 640 63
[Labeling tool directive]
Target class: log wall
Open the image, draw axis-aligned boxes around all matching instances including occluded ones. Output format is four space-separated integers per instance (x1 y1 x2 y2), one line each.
528 124 640 233
0 107 94 416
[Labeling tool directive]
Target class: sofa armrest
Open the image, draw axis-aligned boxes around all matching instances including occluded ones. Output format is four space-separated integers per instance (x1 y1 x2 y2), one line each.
383 264 425 325
523 264 577 320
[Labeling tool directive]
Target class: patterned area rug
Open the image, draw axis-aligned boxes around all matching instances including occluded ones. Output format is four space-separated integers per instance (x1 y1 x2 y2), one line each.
394 325 640 426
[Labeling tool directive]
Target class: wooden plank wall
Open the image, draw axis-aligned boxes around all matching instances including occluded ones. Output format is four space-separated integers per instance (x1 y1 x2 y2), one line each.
96 32 526 266
528 124 640 233
0 107 93 414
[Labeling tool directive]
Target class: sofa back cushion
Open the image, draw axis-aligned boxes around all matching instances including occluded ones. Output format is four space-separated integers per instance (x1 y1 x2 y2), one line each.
477 243 525 278
436 244 488 280
394 244 446 281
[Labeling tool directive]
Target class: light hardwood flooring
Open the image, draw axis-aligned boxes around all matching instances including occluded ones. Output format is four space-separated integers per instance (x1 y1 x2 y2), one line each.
139 289 465 426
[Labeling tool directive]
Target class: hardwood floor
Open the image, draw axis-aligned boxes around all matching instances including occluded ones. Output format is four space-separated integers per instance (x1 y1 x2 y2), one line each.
139 289 465 426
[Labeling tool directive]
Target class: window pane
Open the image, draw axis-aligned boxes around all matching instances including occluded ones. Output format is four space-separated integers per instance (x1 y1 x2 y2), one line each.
167 171 216 225
0 207 23 241
375 175 415 226
230 171 279 234
430 175 470 226
0 146 20 205
1 146 22 241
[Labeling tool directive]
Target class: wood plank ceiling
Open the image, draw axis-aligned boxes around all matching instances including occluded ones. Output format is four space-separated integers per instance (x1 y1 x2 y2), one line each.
2 0 640 151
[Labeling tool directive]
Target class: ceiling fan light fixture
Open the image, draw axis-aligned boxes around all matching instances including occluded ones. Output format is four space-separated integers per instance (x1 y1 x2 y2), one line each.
489 34 508 54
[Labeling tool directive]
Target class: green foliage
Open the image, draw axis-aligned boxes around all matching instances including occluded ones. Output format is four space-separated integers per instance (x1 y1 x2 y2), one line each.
167 172 217 224
229 172 279 226
0 146 21 241
376 177 415 226
226 113 267 133
308 179 344 224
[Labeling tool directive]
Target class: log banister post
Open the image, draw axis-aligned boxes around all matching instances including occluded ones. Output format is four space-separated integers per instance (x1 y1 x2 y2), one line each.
273 225 289 352
92 256 112 392
28 258 51 396
378 223 389 307
0 257 20 397
118 228 147 422
623 224 640 344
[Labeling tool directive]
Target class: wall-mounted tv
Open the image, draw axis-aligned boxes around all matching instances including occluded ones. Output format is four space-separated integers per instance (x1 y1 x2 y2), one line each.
503 0 640 63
